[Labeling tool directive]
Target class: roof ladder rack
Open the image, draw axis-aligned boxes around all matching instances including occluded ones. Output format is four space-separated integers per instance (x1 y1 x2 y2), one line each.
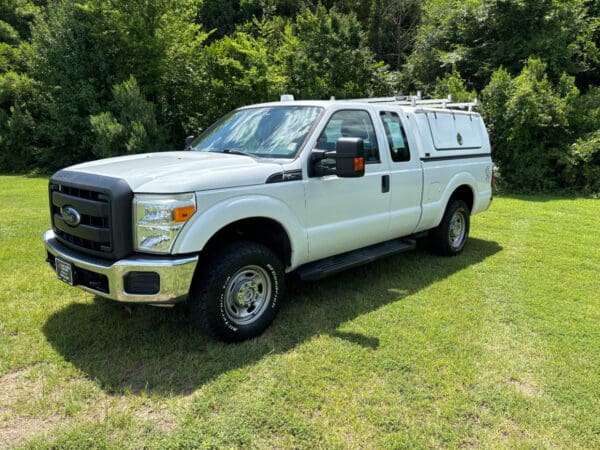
347 92 479 111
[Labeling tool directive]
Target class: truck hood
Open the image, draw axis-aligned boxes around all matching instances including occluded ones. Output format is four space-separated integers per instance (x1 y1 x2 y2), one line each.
68 151 287 193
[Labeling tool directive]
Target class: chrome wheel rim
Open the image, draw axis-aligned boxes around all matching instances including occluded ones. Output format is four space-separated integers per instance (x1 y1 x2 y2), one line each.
224 265 272 325
449 209 467 249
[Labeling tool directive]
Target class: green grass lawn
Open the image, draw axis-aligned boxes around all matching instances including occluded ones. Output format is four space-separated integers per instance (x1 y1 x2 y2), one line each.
1 175 599 448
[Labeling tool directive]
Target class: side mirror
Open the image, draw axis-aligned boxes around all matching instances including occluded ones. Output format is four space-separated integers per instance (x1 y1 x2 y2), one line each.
184 135 194 150
335 137 365 178
310 137 365 178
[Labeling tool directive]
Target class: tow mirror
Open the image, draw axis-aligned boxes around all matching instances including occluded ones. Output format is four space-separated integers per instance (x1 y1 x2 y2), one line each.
310 137 365 178
334 137 365 178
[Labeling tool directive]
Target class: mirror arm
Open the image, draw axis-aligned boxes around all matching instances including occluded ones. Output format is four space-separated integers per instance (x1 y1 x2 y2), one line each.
309 150 338 177
184 135 195 150
310 150 337 162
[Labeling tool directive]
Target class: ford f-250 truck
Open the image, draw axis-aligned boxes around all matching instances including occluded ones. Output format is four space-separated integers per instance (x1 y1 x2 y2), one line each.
44 95 493 341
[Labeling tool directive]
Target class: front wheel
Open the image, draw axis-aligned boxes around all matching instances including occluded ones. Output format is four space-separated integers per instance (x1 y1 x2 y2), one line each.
429 199 470 256
189 241 285 342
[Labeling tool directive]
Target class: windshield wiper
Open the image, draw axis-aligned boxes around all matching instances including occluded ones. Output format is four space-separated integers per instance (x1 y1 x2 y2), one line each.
217 149 257 158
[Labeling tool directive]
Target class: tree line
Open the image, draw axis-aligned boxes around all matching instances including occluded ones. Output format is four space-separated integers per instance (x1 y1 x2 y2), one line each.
1 0 599 193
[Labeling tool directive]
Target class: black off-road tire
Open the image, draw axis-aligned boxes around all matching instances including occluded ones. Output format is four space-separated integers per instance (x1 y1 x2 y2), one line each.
429 199 471 256
189 241 285 342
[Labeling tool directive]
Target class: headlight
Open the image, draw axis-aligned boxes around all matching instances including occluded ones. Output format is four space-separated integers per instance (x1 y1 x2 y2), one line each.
134 193 196 253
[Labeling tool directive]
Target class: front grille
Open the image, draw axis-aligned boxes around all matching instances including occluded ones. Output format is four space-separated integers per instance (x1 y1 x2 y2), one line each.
49 170 133 260
56 184 105 202
54 228 109 252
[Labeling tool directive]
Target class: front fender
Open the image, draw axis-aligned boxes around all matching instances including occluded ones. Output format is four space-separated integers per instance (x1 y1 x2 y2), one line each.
172 194 308 268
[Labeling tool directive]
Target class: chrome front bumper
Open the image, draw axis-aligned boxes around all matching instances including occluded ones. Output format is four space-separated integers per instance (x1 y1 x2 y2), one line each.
44 230 198 303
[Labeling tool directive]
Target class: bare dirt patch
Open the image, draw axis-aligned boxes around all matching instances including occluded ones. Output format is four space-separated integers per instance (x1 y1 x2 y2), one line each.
0 365 181 446
509 377 541 397
0 366 62 447
131 402 177 433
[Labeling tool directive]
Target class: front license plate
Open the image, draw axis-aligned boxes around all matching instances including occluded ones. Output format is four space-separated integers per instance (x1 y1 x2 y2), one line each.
55 257 74 285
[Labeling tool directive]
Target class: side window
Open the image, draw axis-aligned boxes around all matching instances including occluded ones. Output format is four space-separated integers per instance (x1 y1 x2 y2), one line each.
380 111 411 162
316 110 380 163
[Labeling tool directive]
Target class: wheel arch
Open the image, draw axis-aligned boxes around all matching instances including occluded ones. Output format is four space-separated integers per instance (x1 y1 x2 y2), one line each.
172 194 306 269
201 217 293 267
422 176 477 231
448 184 474 214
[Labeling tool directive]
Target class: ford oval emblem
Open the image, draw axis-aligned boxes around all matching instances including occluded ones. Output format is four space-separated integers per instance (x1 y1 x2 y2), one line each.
62 206 81 227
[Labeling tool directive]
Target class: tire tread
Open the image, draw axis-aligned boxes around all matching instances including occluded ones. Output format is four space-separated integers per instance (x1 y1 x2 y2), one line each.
429 199 470 256
189 240 284 342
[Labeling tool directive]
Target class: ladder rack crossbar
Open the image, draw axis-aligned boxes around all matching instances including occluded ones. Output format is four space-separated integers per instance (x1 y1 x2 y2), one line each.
346 95 478 111
416 101 479 112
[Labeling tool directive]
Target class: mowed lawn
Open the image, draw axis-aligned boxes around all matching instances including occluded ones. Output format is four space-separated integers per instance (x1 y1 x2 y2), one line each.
0 175 599 449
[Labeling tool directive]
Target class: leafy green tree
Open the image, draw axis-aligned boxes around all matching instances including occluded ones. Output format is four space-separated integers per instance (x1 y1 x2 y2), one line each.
0 71 39 171
432 66 476 102
198 0 262 41
0 0 44 172
565 131 600 194
481 58 578 191
0 0 595 196
368 0 421 71
28 0 206 170
563 87 600 193
276 5 387 99
199 31 285 125
406 0 598 91
318 0 372 23
0 0 42 40
90 76 161 158
478 67 512 156
0 0 42 72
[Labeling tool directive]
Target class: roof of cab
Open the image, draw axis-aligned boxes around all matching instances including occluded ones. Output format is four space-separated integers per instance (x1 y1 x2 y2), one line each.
238 98 422 112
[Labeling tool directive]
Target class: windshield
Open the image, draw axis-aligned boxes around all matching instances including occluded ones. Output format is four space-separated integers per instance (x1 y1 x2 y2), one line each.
191 106 323 158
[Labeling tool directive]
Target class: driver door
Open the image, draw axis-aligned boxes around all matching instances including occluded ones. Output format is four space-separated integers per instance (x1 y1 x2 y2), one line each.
304 109 391 261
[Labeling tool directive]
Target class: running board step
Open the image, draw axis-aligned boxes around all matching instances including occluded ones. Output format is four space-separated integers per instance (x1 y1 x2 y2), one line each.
296 238 416 281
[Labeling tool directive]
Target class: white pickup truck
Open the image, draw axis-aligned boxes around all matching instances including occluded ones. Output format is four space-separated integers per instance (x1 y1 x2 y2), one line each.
44 95 493 341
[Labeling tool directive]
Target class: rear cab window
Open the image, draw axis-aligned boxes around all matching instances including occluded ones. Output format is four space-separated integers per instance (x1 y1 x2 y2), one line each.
380 111 411 162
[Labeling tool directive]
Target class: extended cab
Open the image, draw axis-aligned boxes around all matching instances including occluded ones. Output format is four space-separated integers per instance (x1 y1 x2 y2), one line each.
44 95 493 341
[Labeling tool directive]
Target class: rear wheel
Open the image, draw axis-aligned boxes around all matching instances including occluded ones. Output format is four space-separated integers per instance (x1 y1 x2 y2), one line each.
189 241 285 342
430 199 470 256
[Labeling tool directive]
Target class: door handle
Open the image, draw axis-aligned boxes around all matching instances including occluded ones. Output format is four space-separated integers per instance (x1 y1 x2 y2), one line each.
382 175 390 193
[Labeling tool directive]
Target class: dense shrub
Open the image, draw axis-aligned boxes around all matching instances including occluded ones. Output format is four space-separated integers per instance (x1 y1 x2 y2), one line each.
23 0 205 170
406 0 598 92
563 88 600 194
481 59 579 192
0 71 39 172
90 76 162 158
276 6 388 99
432 66 476 102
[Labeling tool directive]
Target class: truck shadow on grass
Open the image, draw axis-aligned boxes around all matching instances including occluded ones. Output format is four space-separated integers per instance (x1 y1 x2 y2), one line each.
42 238 501 396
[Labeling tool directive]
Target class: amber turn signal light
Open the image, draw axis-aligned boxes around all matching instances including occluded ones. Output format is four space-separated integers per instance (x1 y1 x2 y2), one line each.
354 157 364 172
173 205 196 222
